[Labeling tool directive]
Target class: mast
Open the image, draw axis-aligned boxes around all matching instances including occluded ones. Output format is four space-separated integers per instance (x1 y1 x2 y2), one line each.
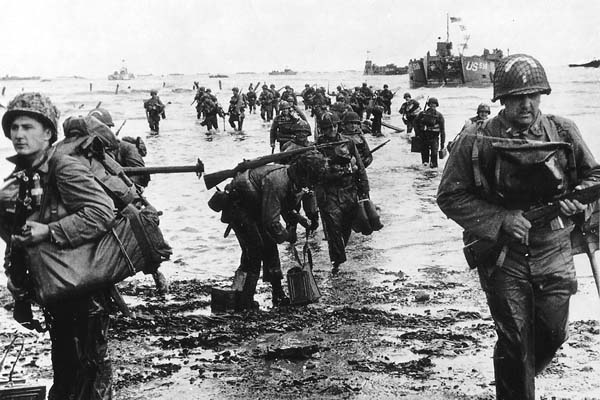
446 13 449 43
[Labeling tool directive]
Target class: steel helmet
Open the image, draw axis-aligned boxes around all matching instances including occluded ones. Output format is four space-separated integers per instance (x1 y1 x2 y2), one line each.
232 87 239 92
63 115 119 151
403 92 411 99
292 119 311 133
383 84 389 89
427 97 439 106
477 103 491 114
262 84 268 89
320 112 340 128
279 100 291 110
88 107 114 127
342 111 361 124
2 92 60 143
492 54 551 102
150 89 158 95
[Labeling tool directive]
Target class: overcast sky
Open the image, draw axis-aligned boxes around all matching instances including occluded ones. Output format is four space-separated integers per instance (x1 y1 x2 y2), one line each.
0 0 598 77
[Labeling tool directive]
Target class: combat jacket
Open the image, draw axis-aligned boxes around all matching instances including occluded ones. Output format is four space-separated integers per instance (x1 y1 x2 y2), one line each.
340 130 373 168
116 140 150 188
144 97 165 118
415 108 445 142
437 111 600 244
259 90 274 106
380 89 394 102
317 134 369 196
270 114 300 146
399 99 421 119
231 165 302 243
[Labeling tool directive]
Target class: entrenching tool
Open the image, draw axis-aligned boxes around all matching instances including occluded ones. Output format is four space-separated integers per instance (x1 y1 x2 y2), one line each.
287 232 321 305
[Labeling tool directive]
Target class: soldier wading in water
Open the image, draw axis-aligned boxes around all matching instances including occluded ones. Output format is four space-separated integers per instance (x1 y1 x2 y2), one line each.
438 54 600 400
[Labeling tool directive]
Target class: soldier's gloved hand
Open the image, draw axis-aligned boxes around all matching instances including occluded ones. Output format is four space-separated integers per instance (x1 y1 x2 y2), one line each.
501 210 532 243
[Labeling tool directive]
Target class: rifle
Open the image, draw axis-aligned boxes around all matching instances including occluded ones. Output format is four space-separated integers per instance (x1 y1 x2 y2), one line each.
371 139 390 153
115 120 127 136
204 140 348 190
464 184 600 254
6 172 44 332
122 159 204 177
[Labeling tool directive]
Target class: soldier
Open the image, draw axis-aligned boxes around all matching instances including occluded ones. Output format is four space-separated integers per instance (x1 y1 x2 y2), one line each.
270 84 281 116
349 87 365 120
0 93 115 399
281 85 297 105
437 54 600 400
228 87 246 131
369 93 385 136
340 111 372 168
143 89 166 134
246 87 257 114
301 83 315 110
87 107 151 190
380 84 394 115
192 86 206 120
316 113 369 275
467 103 491 126
225 151 327 309
258 84 274 122
201 97 223 133
414 97 445 168
270 100 307 152
399 92 421 133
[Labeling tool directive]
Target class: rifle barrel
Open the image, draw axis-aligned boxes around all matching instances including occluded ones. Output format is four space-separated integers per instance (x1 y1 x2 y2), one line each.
123 159 204 176
371 139 391 153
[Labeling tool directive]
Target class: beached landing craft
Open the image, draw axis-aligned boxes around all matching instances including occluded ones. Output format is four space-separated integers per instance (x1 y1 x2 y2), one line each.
363 60 408 75
408 15 503 88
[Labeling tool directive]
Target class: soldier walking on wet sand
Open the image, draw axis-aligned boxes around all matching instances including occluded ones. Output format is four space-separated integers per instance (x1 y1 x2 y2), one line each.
437 54 600 400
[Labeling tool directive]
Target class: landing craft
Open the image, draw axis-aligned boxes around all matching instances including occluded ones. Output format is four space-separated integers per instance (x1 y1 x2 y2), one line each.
408 14 503 88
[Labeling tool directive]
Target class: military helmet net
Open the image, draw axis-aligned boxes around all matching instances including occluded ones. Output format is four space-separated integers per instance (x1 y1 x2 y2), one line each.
320 112 340 128
292 119 311 134
2 92 60 142
342 111 361 123
492 54 551 102
88 107 114 127
403 92 411 99
427 97 439 106
279 100 291 110
288 150 328 187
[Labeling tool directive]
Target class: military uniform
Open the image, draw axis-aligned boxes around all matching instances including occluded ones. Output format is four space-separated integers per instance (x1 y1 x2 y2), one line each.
437 54 600 400
246 90 257 114
258 89 274 122
414 104 445 167
399 97 421 133
0 93 116 400
228 90 246 131
143 94 165 133
270 113 300 151
316 131 369 269
380 87 394 115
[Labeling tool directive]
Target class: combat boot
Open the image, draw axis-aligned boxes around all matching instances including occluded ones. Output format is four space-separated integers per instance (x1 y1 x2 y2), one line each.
235 273 260 312
271 279 290 307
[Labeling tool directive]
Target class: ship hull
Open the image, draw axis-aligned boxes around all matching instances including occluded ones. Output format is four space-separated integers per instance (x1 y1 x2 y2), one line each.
409 55 496 88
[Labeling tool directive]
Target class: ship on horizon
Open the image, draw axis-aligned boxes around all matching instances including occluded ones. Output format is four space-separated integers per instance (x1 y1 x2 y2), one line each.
269 68 297 76
408 14 503 88
108 62 135 80
569 59 600 68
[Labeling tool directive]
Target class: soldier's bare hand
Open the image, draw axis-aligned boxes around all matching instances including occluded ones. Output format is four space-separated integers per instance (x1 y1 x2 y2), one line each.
559 184 589 216
13 221 50 246
501 210 532 241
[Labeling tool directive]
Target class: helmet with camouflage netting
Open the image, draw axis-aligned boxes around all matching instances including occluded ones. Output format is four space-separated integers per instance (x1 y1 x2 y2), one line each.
2 92 60 143
492 54 551 102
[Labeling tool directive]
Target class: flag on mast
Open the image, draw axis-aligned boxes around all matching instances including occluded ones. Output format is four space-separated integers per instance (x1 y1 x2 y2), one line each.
450 16 461 23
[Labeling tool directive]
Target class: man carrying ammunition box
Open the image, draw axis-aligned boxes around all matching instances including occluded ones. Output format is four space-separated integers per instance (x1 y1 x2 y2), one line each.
437 54 600 400
222 151 326 310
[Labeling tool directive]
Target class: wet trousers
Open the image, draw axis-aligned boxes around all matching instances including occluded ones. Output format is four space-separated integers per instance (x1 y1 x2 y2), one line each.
420 136 439 167
230 206 283 282
371 109 383 135
403 117 415 134
47 307 112 400
147 115 160 133
228 113 244 131
261 105 273 121
204 114 218 131
477 235 577 400
317 184 358 265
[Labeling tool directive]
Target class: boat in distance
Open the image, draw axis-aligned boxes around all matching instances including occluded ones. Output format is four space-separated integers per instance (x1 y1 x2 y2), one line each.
568 60 600 68
269 68 297 76
108 65 135 80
